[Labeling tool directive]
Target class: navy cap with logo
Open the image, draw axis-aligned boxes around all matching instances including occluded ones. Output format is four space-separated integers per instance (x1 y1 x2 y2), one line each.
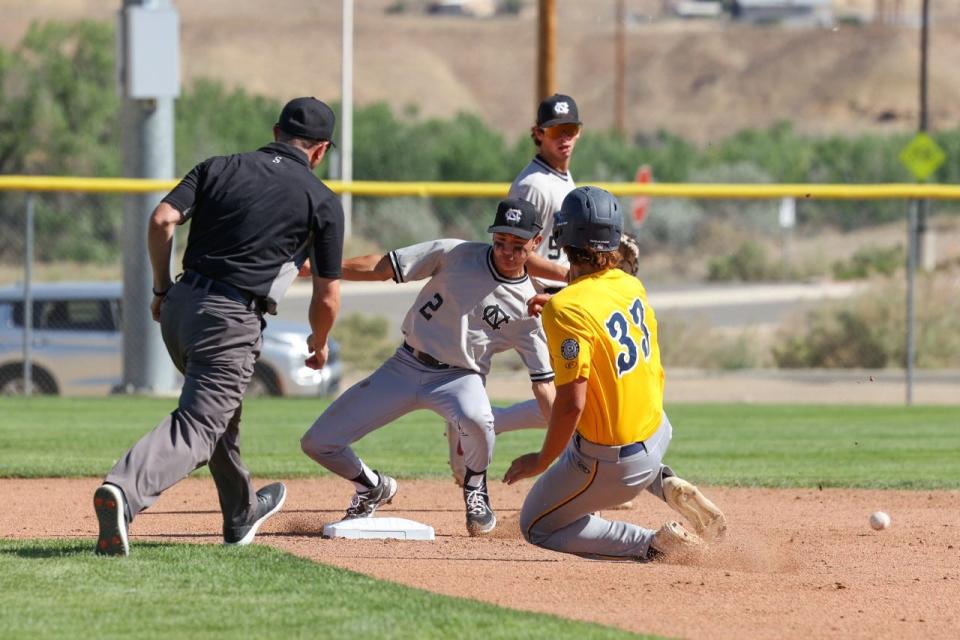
537 94 581 128
487 198 543 240
277 97 337 146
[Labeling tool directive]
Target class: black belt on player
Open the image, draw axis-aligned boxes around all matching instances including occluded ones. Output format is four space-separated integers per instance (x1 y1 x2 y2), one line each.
402 341 450 370
180 271 264 312
574 433 646 459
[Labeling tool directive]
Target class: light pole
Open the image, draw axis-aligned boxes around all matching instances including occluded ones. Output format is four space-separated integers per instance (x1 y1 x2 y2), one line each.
118 0 179 394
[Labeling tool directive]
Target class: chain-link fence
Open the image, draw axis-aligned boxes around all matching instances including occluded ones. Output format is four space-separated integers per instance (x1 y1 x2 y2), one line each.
2 182 960 402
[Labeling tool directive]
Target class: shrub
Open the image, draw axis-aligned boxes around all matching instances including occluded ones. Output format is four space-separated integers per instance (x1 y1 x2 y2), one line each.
331 313 397 371
353 197 442 248
707 239 779 281
637 198 705 249
831 245 904 280
657 314 765 370
771 268 960 368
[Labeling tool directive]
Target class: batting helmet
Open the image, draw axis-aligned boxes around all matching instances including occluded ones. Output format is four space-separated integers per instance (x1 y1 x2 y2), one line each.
553 186 623 252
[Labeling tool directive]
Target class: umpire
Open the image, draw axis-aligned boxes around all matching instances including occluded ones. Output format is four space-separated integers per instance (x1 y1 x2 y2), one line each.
93 97 345 556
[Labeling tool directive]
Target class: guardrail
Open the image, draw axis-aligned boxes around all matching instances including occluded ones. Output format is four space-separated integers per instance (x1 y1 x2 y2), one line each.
2 176 960 199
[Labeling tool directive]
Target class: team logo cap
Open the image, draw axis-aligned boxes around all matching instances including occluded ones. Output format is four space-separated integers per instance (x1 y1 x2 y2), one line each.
537 93 581 128
487 198 542 240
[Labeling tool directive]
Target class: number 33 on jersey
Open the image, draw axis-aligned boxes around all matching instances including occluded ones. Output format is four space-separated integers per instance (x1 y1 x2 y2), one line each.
541 268 665 446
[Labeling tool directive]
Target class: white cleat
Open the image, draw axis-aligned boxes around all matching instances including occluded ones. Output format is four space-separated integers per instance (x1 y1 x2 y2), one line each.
663 476 727 542
648 521 704 561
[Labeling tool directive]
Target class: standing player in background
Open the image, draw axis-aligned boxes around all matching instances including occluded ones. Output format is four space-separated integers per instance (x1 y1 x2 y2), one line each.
301 198 563 537
93 97 344 556
445 94 583 482
510 93 582 293
505 187 726 562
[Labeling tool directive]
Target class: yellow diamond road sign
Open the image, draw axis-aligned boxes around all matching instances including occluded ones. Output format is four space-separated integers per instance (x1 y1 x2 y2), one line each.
899 132 946 181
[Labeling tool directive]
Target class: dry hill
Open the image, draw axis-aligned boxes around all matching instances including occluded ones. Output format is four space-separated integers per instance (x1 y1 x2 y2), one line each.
3 0 960 142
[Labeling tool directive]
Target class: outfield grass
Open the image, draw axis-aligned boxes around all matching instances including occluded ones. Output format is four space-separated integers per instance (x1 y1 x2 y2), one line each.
1 397 958 488
0 540 644 640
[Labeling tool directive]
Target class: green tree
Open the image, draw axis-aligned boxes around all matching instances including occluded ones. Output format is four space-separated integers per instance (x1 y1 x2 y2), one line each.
0 20 121 263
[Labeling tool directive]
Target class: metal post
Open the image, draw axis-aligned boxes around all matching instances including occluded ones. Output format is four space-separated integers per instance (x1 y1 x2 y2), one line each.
916 0 932 270
341 0 353 238
23 194 34 397
905 201 917 406
779 197 796 279
537 0 556 101
904 0 930 406
119 0 178 394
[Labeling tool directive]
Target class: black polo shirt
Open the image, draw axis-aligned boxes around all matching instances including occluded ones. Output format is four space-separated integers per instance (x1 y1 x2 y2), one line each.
162 141 344 308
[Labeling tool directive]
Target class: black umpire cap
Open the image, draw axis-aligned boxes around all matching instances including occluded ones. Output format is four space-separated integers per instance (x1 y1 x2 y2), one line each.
537 94 581 128
487 198 543 240
278 97 337 146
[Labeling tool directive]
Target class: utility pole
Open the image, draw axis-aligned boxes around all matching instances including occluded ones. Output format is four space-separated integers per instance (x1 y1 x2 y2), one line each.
615 0 626 134
118 0 179 394
537 0 556 101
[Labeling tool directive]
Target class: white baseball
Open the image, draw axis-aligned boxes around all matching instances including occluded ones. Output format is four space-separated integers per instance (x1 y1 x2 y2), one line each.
869 511 891 530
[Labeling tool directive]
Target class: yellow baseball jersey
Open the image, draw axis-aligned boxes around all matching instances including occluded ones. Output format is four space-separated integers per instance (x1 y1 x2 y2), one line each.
541 268 665 445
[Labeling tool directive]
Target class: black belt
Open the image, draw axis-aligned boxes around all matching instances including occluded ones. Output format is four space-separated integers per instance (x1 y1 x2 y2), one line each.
180 271 262 311
542 286 564 295
575 433 646 459
402 342 449 369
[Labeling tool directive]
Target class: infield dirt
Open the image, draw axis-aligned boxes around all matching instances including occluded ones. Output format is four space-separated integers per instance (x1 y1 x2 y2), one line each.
3 477 958 639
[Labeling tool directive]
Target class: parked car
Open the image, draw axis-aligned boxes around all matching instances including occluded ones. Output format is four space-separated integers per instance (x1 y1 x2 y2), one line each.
0 282 341 397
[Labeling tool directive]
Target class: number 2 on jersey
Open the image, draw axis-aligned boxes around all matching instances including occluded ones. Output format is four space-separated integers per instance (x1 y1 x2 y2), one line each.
419 293 444 320
604 298 651 376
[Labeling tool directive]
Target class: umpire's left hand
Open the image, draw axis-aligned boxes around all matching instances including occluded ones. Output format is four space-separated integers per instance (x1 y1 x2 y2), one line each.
150 294 165 322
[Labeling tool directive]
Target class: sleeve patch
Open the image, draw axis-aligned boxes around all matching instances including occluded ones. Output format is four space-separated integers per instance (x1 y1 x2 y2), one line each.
560 338 580 361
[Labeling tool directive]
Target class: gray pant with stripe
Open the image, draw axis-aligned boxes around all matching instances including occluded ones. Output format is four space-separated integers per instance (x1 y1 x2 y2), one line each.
301 347 495 480
104 281 262 531
519 415 674 560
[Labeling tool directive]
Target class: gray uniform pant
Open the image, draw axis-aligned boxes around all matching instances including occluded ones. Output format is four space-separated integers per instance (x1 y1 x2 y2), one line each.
519 415 674 560
492 399 545 434
104 281 262 530
301 347 495 480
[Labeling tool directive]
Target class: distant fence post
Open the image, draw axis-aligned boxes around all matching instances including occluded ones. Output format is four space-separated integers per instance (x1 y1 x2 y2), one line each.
23 194 34 397
905 200 918 406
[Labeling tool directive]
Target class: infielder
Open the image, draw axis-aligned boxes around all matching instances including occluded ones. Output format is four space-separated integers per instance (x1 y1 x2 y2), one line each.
505 186 726 561
301 198 561 536
446 93 583 482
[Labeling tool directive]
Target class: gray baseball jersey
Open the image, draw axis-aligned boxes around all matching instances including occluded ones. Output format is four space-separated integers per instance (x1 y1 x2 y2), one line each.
390 239 553 380
509 156 575 289
301 239 554 486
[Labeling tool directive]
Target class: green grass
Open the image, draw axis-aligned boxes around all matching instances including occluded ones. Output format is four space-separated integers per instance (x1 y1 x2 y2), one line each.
0 397 958 488
0 540 643 640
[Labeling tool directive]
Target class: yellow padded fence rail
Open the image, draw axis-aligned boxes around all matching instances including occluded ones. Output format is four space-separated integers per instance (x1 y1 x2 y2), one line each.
1 175 960 199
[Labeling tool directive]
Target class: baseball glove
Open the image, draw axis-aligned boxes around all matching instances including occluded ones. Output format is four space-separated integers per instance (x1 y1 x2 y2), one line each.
618 232 640 277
